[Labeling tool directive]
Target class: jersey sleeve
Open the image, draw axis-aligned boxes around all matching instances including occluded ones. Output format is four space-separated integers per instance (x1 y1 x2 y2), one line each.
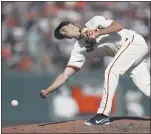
66 49 86 71
86 16 114 29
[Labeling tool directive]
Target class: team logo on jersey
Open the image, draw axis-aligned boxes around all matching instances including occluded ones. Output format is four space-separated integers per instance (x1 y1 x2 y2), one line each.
97 25 103 30
85 45 94 52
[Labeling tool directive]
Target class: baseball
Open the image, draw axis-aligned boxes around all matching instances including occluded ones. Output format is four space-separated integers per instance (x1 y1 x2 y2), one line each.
11 100 18 107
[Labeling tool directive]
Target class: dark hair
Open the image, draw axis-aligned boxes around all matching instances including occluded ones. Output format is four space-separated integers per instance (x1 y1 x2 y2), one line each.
54 21 71 40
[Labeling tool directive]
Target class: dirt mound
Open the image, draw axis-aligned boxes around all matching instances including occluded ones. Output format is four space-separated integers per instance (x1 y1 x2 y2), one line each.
2 117 151 133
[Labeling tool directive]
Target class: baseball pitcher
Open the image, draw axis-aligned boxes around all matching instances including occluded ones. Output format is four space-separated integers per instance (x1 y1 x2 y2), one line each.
40 16 150 126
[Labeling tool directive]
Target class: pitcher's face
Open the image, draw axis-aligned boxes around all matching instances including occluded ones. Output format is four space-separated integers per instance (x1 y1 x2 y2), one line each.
60 23 80 39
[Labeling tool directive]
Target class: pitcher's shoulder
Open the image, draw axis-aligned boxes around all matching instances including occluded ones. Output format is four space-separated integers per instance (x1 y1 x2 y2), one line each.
90 16 105 21
86 16 105 24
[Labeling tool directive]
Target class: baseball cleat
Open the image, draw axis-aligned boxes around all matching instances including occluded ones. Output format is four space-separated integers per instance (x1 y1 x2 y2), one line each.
84 114 111 126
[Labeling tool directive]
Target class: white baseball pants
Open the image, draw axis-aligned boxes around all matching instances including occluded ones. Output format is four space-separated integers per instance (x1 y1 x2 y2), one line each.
97 33 150 116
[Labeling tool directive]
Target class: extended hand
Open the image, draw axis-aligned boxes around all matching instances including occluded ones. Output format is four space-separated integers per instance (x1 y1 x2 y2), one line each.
40 90 48 99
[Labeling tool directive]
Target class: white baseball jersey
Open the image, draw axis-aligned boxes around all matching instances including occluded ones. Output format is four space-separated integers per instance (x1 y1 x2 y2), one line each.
67 16 135 69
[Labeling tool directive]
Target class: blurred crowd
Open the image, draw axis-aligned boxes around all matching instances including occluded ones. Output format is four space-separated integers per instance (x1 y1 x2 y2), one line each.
2 2 150 72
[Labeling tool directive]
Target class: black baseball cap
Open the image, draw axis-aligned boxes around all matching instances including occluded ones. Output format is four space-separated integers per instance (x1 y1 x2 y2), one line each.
54 21 72 40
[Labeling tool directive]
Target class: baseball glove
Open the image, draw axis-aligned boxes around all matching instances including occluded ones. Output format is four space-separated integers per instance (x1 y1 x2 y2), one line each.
80 27 96 44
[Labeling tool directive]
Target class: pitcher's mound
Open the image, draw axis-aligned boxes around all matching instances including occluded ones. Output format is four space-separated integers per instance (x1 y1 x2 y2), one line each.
2 117 151 133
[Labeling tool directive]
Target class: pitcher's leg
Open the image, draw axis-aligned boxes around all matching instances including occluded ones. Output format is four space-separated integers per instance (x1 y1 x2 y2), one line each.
85 34 149 126
97 35 148 116
97 66 119 116
129 60 150 98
